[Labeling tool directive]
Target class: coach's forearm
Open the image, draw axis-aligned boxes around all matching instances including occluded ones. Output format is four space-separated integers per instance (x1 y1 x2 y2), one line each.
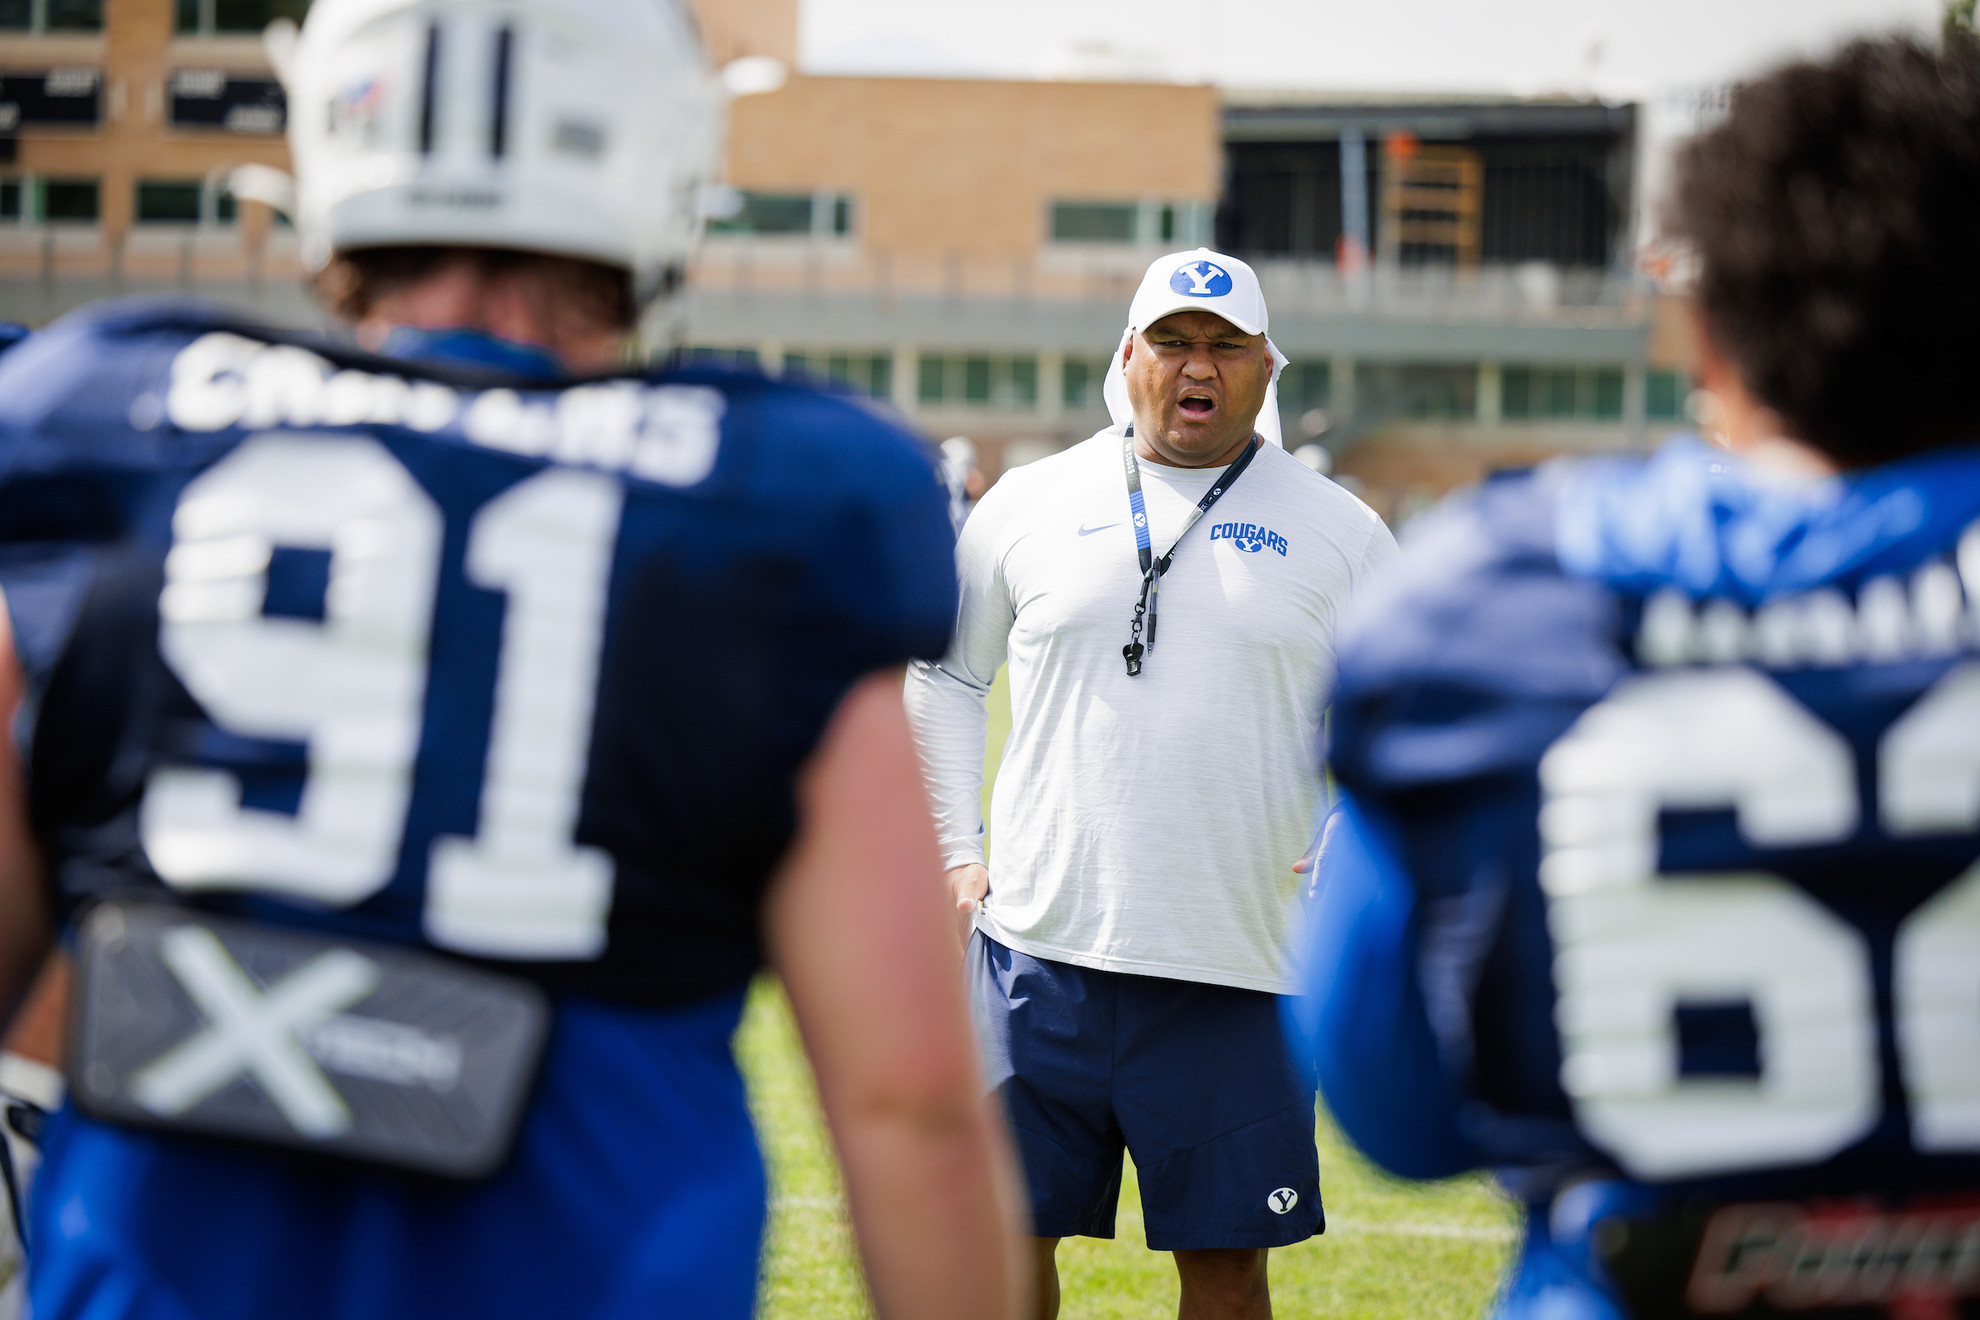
902 660 991 867
827 1085 1028 1320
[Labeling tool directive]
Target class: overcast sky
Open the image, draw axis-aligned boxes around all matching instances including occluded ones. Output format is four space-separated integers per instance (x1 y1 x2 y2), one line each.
799 0 1942 100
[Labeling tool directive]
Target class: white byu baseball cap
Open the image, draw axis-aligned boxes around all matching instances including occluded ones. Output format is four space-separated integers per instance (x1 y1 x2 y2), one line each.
1103 248 1290 445
1127 248 1276 337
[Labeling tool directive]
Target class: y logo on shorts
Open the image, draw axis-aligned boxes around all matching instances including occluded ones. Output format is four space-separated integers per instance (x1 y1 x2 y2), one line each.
1268 1188 1299 1214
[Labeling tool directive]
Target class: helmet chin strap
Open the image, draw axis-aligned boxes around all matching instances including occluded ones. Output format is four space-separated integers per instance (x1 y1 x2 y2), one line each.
1101 328 1289 447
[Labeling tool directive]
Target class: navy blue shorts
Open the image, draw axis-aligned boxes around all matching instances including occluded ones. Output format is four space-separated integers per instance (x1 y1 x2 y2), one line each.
970 933 1323 1250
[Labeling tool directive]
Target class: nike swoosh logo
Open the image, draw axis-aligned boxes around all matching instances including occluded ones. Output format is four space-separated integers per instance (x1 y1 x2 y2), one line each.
1077 522 1121 536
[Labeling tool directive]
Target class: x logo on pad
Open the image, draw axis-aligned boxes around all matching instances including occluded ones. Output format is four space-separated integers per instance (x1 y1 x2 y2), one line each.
129 926 380 1138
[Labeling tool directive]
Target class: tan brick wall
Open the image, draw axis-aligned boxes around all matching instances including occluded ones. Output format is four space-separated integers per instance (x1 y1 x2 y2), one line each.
1334 425 1653 524
1648 291 1700 371
725 75 1222 257
6 0 289 242
686 0 798 67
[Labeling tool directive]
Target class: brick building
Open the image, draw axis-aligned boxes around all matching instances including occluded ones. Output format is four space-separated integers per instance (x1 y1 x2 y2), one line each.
0 0 1696 520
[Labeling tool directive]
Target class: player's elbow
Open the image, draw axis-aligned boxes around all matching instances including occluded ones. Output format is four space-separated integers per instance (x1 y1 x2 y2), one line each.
840 1047 985 1138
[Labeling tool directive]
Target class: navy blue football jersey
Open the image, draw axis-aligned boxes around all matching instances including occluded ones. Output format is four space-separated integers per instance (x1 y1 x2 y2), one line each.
0 298 955 1000
1291 438 1980 1320
0 299 956 1320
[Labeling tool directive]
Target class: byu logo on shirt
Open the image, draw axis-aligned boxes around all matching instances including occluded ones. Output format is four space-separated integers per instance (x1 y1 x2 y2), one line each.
1210 522 1288 556
1268 1187 1299 1214
1169 260 1233 298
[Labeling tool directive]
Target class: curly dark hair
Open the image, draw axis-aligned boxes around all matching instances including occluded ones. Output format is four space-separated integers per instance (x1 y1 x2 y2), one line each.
1668 33 1980 467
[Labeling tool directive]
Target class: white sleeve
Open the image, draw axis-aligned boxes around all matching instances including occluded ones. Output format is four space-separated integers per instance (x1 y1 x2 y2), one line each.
903 483 1019 870
1355 512 1400 583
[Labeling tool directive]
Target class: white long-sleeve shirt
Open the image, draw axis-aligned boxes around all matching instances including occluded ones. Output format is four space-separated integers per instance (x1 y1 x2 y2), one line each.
904 428 1397 993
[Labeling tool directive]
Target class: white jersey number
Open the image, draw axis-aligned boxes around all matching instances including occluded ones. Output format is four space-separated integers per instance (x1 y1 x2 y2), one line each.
1539 665 1980 1178
141 434 623 960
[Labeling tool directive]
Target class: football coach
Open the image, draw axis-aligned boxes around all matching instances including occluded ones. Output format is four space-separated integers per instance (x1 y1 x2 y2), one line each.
906 248 1396 1320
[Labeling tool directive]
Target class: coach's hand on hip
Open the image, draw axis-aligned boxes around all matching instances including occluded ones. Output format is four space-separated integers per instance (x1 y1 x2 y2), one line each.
947 863 989 954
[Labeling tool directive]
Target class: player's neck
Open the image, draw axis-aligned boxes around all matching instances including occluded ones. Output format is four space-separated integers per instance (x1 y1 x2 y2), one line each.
1716 432 1842 481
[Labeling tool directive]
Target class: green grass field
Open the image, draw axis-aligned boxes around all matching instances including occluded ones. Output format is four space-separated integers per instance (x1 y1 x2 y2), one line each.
738 670 1520 1317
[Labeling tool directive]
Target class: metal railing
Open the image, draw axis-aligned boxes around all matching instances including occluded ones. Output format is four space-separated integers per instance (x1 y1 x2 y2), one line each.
0 225 1651 336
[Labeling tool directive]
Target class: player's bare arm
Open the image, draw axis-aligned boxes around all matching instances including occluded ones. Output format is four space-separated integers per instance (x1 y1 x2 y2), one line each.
0 607 52 1033
767 669 1028 1320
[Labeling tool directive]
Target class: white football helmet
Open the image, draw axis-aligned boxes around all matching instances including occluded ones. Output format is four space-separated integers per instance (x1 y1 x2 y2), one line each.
286 0 720 306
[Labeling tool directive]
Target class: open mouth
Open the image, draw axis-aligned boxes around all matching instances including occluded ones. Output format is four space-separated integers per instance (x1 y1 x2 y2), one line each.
1178 393 1216 417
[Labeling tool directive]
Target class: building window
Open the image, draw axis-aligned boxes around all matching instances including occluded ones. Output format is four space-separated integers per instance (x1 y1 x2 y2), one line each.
1502 366 1626 422
0 70 104 129
680 346 760 370
0 0 104 31
168 70 286 134
39 176 99 223
918 355 1039 410
781 351 892 400
136 178 237 224
1277 361 1332 419
1357 363 1477 421
1051 202 1135 243
705 190 854 240
0 179 21 220
1061 357 1111 410
176 0 311 34
1050 199 1211 247
1646 369 1691 422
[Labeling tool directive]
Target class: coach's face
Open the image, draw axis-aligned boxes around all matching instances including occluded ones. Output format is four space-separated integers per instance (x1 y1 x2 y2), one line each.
1123 310 1273 468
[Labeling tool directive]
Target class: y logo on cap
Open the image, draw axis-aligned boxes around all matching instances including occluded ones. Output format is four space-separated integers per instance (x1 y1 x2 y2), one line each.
1170 260 1232 298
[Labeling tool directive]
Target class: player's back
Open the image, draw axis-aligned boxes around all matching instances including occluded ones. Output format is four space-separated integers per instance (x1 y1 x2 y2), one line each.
0 298 955 1320
1303 436 1980 1320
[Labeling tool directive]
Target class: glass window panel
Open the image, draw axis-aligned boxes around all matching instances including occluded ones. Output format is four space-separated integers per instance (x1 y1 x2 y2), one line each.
1282 361 1331 413
0 0 29 28
40 178 99 222
918 356 944 404
46 0 104 28
782 352 810 377
1051 202 1136 243
135 180 204 223
1502 367 1532 419
707 191 812 236
1592 369 1624 420
1646 370 1686 421
963 357 991 404
176 0 199 30
1543 368 1577 418
826 354 853 386
683 346 756 369
214 0 310 31
1009 358 1037 407
866 356 891 399
1062 359 1092 408
830 196 851 236
1403 365 1475 418
0 180 20 220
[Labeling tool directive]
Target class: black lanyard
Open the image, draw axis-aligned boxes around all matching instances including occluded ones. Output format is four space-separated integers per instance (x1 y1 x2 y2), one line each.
1121 427 1261 676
